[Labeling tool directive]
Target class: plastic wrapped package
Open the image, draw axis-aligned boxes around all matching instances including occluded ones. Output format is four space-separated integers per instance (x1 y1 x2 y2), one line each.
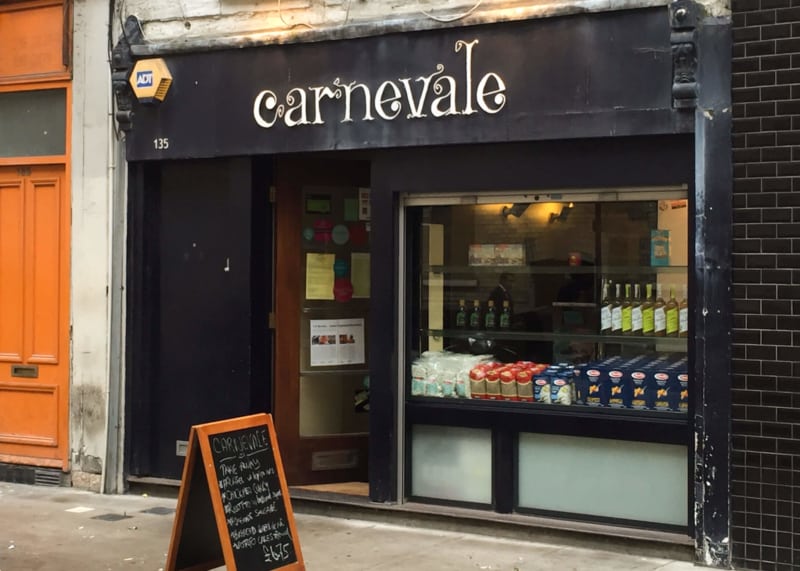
412 351 493 399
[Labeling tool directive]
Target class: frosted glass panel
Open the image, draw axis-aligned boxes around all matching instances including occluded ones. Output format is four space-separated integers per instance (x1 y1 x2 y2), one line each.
518 433 687 526
411 425 492 504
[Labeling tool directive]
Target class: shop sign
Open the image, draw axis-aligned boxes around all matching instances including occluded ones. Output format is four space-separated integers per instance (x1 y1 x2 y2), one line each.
125 10 679 161
253 40 506 129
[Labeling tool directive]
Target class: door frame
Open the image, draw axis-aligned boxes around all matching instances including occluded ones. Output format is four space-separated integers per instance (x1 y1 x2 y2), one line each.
0 79 71 471
273 156 371 485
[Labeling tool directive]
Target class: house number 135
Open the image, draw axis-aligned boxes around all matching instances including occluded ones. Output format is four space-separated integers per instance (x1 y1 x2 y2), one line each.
153 138 170 150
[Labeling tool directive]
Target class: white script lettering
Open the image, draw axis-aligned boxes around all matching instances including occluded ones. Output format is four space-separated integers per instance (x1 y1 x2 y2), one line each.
252 39 506 129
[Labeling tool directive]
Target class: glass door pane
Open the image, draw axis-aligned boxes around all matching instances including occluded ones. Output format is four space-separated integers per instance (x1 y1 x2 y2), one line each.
299 186 370 436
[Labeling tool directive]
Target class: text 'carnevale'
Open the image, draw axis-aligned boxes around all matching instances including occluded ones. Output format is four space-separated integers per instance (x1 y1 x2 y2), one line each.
253 39 507 129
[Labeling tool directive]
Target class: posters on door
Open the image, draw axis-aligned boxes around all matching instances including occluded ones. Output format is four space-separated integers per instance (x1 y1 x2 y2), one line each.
310 318 365 366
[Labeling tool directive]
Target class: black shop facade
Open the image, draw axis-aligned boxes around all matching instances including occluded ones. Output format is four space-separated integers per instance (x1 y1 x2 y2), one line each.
118 5 732 566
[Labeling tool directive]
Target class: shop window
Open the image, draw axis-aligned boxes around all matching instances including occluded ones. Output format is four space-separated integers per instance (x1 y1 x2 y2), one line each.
406 190 689 415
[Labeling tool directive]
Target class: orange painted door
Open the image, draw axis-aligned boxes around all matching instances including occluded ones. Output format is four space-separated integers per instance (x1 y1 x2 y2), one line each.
0 165 69 469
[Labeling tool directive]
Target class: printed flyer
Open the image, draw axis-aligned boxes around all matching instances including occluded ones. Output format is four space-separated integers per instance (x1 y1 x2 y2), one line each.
309 318 365 366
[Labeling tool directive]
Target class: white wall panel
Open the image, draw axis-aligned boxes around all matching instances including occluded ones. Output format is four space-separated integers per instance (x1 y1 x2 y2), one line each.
411 425 492 504
518 433 688 526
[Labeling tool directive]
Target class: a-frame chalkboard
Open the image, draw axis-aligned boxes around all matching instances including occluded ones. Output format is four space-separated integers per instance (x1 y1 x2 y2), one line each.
166 414 305 571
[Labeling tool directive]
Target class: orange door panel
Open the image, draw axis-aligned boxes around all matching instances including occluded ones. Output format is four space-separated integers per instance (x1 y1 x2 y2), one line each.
0 165 69 469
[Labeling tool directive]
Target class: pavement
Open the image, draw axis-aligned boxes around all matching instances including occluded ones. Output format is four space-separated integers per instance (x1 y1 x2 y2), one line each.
0 482 698 570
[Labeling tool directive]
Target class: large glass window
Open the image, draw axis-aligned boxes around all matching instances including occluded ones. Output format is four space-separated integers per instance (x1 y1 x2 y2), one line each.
406 190 688 415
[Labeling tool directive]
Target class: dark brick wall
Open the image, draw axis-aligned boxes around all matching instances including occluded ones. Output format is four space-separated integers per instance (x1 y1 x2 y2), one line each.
731 0 800 569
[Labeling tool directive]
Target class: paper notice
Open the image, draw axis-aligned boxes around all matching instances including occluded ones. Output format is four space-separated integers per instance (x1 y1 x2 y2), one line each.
310 318 365 366
306 253 335 300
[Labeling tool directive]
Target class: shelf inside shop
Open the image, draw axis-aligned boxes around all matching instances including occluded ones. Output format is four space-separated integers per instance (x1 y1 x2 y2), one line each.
424 329 688 352
423 265 688 276
405 400 689 446
406 395 689 422
407 396 687 420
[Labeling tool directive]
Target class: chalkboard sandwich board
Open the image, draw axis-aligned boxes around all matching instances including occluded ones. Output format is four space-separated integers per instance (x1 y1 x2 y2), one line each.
166 413 305 571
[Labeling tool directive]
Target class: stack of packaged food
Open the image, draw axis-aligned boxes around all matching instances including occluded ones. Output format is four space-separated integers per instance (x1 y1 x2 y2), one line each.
411 352 575 405
575 354 688 411
410 352 687 412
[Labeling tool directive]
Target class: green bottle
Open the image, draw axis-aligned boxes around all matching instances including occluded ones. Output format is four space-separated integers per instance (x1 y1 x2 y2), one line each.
665 286 679 337
621 283 632 335
499 300 512 329
455 299 467 329
631 283 643 336
600 280 612 335
642 283 655 336
611 283 622 335
469 300 482 330
485 300 497 329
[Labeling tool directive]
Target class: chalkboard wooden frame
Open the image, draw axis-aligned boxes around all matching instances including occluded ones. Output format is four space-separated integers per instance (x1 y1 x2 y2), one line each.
166 413 305 571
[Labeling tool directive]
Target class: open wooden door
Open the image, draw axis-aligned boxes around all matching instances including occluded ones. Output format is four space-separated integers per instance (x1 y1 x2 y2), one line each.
273 157 370 485
0 165 70 469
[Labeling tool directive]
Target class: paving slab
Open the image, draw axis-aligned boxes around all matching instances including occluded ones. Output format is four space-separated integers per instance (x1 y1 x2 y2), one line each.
0 482 696 570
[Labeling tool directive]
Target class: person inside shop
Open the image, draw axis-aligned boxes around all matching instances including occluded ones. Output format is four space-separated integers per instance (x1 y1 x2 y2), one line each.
555 262 594 303
488 272 514 316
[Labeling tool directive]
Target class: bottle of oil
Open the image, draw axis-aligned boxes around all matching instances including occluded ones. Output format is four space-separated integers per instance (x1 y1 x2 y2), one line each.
485 300 497 329
642 283 655 336
631 283 643 336
665 285 679 337
500 300 512 329
679 284 689 338
469 299 482 330
621 283 633 335
455 299 467 329
654 283 666 337
611 283 623 335
600 280 612 334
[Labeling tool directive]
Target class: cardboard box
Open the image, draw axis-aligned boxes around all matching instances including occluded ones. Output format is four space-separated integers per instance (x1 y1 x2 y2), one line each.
650 229 670 266
676 372 689 411
549 366 574 405
608 356 653 409
581 356 624 407
534 372 551 404
628 355 673 410
648 355 684 411
667 358 688 411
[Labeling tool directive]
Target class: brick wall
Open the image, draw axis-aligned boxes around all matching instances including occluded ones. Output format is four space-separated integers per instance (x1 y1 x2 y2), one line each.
731 0 800 569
